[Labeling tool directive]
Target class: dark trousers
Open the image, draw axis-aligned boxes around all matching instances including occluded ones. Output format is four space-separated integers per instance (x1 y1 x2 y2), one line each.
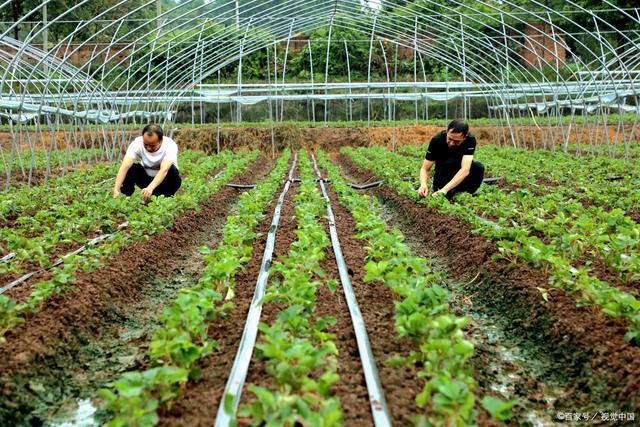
433 157 485 199
121 163 182 197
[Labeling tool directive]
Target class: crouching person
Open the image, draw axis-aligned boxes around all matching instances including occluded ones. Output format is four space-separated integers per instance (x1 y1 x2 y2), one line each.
113 124 182 203
417 119 484 201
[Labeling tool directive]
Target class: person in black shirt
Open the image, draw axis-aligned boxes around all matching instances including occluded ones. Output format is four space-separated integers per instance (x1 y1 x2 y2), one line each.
417 119 485 200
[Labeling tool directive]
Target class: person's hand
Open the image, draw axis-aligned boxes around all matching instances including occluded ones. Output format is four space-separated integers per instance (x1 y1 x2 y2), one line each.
113 189 121 199
431 189 447 197
417 185 429 198
141 187 153 203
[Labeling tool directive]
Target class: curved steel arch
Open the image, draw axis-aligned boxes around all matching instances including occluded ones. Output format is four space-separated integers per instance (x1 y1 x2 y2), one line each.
0 0 638 186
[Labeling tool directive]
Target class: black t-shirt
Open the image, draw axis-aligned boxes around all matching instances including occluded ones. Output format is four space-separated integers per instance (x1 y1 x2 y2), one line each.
425 130 477 162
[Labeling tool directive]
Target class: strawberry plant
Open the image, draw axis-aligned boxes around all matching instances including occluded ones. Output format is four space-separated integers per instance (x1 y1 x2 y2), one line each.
0 151 259 341
318 150 480 426
0 295 23 343
99 366 188 427
481 396 518 421
239 151 344 425
345 146 640 343
100 151 293 426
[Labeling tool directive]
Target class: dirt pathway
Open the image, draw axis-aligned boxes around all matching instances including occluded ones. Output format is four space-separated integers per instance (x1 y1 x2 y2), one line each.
335 152 640 425
0 156 273 426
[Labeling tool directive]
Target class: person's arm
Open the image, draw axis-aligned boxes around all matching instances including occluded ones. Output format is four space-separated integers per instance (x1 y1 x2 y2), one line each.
434 155 473 196
141 159 173 202
418 159 435 197
113 156 135 198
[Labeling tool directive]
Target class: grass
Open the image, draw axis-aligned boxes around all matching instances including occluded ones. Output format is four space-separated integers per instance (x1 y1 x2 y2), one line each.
0 112 637 132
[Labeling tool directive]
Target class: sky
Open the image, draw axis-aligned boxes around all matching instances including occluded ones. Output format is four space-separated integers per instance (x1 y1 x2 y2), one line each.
364 0 382 11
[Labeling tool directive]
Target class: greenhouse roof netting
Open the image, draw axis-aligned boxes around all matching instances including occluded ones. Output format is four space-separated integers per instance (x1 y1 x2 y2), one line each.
0 0 638 184
1 1 638 116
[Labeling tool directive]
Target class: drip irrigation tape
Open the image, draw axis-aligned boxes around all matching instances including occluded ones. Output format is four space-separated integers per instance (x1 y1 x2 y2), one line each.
214 154 298 427
311 153 392 427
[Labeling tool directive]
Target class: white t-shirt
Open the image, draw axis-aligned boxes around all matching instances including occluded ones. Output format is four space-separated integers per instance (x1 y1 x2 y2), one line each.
125 136 179 177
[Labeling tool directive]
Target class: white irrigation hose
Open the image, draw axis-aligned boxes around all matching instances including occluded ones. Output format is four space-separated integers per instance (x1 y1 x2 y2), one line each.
311 153 392 426
214 153 298 426
0 221 129 295
0 252 15 263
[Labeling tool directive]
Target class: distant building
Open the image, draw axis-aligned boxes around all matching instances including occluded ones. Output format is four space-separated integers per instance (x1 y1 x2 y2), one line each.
27 42 134 67
522 22 567 70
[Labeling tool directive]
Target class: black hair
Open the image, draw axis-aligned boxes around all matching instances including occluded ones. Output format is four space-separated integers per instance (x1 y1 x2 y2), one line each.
447 119 469 136
142 123 164 141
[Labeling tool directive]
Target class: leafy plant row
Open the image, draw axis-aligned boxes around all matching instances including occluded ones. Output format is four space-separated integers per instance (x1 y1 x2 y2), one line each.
344 146 640 344
0 151 220 278
0 149 205 223
316 151 505 426
0 150 258 343
0 162 116 222
476 145 640 221
369 145 640 285
369 144 640 282
100 150 292 427
400 143 640 214
238 150 343 426
1 148 106 175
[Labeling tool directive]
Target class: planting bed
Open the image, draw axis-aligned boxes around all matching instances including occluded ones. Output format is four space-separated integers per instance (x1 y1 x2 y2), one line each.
0 141 639 426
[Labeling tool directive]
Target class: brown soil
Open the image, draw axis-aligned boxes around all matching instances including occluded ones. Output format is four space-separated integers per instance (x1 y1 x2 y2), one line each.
0 130 137 151
360 124 640 151
335 153 640 417
313 202 372 426
157 164 297 427
173 124 639 156
320 183 423 425
175 126 308 155
627 210 640 225
0 156 272 425
235 173 300 425
1 165 212 301
535 177 562 187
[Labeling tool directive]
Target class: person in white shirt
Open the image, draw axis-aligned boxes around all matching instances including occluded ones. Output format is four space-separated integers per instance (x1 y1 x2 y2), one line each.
113 124 182 203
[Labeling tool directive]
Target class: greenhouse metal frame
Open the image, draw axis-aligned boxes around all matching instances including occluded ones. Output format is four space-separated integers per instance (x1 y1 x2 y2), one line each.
1 0 638 187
